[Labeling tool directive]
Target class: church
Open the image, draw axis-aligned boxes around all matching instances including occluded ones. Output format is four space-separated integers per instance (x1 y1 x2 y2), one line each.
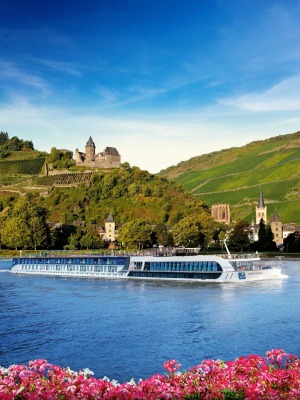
249 185 283 246
75 137 121 169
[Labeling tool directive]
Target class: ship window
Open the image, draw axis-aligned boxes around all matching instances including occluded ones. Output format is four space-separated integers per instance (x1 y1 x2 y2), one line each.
144 262 150 270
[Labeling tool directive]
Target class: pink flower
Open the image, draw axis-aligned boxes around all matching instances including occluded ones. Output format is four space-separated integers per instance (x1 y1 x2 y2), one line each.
1 351 300 399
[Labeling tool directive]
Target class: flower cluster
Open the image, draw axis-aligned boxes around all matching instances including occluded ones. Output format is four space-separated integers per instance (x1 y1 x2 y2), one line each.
1 349 300 399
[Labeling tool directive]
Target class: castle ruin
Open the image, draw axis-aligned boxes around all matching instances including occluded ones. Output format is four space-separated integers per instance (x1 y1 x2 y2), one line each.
211 204 231 224
75 137 121 169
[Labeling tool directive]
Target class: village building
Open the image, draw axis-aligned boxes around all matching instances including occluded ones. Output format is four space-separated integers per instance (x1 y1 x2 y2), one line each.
75 137 121 169
283 224 300 239
98 212 119 246
270 209 283 246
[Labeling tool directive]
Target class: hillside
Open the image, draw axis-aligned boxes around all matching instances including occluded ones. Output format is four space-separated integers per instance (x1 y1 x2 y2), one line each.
159 131 300 224
0 159 207 228
38 165 206 226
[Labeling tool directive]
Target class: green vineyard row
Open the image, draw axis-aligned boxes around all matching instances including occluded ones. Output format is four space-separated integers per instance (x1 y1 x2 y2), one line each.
36 173 93 186
0 158 45 175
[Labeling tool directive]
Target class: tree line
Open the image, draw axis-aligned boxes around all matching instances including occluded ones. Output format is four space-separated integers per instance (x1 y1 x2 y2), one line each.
1 193 298 252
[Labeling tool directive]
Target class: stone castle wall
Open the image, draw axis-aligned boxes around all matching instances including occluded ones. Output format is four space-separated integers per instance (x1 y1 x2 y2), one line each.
75 139 121 169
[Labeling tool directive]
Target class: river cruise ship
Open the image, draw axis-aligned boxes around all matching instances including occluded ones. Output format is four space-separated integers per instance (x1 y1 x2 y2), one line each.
10 251 283 283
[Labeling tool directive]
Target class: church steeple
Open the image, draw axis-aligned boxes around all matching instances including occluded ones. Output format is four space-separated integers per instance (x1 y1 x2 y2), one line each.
255 185 267 224
106 211 114 223
258 184 265 208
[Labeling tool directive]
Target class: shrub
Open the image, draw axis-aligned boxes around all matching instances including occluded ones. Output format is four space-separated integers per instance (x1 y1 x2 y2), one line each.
1 349 300 399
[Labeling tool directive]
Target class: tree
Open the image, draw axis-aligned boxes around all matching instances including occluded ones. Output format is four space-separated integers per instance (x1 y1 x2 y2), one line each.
256 219 277 251
258 219 267 244
1 195 49 250
283 231 300 252
0 131 8 145
118 218 153 250
218 231 227 251
1 216 31 249
229 220 250 252
172 212 215 248
66 234 81 250
80 231 105 249
154 222 171 247
47 147 75 169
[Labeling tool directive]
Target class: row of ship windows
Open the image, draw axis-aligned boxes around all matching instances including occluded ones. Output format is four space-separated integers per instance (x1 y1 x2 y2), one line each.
129 271 222 280
17 258 126 266
143 261 222 272
20 265 119 272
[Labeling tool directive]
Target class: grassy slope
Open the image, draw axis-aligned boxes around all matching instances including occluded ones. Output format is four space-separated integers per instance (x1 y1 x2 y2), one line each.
160 131 300 224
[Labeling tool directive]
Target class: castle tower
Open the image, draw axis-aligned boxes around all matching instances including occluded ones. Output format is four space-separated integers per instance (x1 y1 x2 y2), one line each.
256 185 267 224
270 209 283 246
85 136 95 163
105 212 116 242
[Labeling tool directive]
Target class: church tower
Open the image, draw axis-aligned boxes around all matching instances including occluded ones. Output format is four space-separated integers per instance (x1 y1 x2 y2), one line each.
256 185 267 224
105 212 116 242
85 136 95 163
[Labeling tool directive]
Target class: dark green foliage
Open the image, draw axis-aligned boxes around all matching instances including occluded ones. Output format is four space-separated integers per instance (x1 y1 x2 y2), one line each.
184 389 245 399
229 220 250 252
221 389 245 399
255 220 278 251
153 222 173 247
0 131 9 145
46 147 75 169
0 132 34 154
283 231 300 252
49 224 76 249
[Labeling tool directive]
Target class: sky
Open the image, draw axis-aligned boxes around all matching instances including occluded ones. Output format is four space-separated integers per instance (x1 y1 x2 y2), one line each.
1 0 300 173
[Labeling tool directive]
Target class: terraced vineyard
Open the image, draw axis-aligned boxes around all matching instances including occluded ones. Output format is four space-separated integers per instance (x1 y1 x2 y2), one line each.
160 131 300 224
35 172 93 186
0 158 45 175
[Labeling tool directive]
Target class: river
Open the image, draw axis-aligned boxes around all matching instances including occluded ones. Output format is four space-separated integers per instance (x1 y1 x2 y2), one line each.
0 258 299 382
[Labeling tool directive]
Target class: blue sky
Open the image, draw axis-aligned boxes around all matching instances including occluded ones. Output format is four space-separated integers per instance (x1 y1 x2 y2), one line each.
1 0 300 173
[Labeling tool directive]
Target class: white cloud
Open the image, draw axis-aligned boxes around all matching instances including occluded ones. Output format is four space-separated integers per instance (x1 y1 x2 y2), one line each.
0 95 299 174
219 75 300 112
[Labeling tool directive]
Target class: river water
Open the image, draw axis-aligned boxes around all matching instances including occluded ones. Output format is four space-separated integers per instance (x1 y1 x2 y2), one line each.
0 259 299 382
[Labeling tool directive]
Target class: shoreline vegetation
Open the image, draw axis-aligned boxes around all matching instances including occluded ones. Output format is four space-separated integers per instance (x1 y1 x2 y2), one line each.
1 349 300 399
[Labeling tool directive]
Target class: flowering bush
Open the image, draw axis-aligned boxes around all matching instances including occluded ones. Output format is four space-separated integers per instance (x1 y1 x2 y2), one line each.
1 349 300 399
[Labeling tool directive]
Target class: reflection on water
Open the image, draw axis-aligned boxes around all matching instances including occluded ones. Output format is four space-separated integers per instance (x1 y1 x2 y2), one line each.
0 259 299 382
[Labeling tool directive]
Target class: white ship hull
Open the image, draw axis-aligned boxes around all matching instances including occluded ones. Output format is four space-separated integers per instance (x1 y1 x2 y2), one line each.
10 254 284 283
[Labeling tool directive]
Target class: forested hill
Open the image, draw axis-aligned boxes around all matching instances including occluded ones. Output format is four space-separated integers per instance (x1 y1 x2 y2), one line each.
39 165 207 226
0 162 208 228
159 131 300 224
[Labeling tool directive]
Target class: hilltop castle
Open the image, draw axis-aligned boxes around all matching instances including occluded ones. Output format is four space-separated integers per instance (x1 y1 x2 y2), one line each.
75 137 121 169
